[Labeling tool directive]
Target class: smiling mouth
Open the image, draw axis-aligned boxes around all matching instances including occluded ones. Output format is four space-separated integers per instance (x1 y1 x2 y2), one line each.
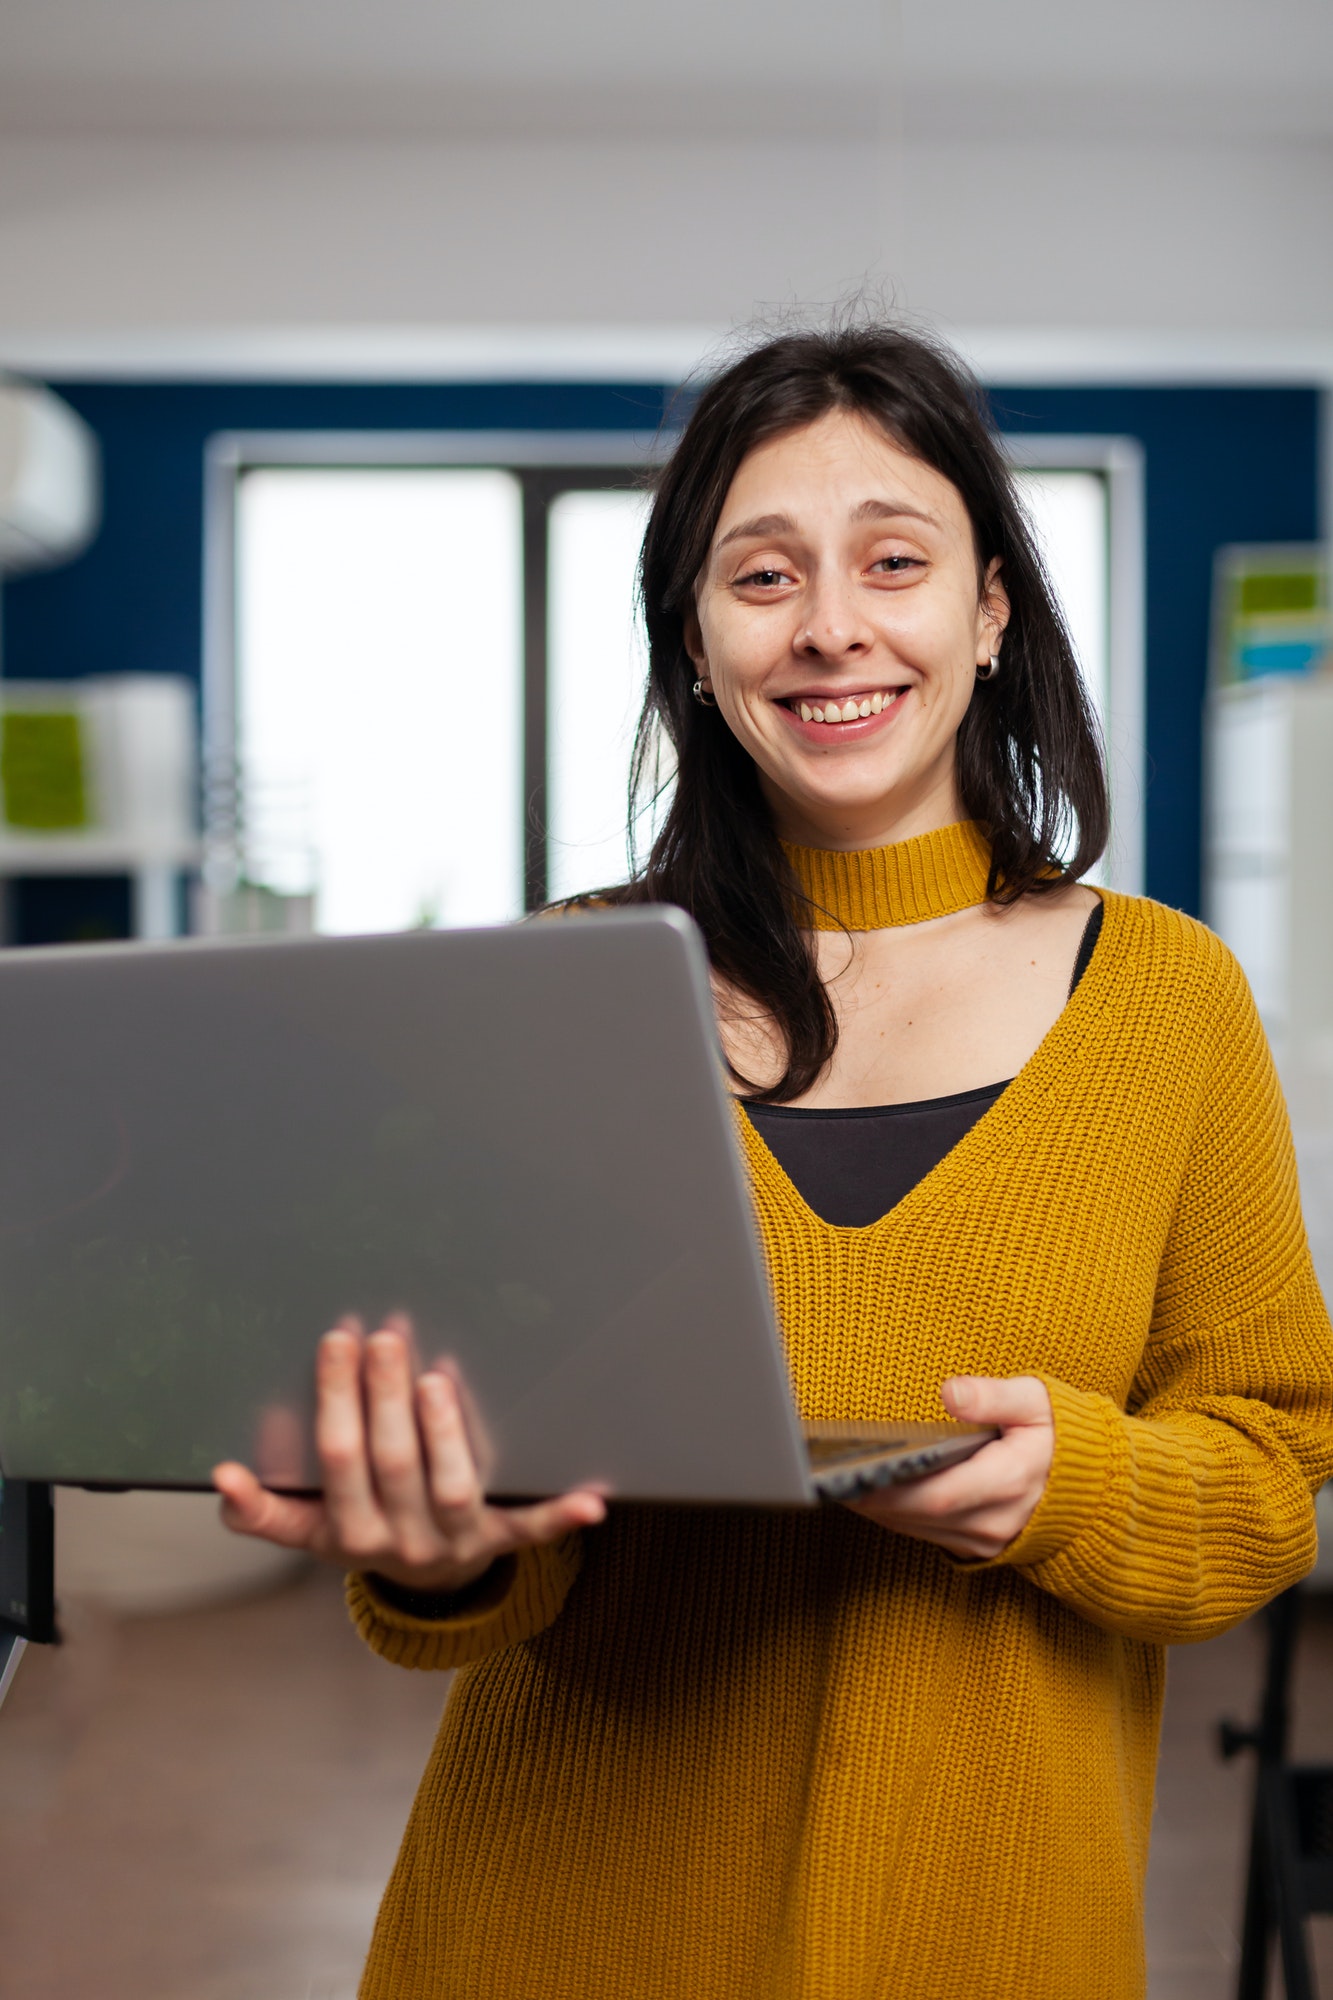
782 688 907 725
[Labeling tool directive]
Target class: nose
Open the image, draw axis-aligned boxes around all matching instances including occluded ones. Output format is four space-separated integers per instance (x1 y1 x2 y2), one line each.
794 567 875 662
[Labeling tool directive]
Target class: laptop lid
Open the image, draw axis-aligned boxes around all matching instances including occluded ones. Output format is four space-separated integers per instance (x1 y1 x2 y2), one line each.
0 909 815 1505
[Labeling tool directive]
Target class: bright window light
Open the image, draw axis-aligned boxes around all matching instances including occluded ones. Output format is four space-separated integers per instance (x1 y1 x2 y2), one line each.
1012 469 1110 733
547 488 655 901
235 468 523 933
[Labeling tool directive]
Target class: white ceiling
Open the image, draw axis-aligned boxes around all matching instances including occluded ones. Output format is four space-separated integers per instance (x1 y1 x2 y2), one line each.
2 0 1332 141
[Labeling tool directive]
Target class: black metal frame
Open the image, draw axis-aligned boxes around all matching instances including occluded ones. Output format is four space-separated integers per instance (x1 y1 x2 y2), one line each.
1219 1585 1333 1997
0 1478 56 1645
517 465 648 912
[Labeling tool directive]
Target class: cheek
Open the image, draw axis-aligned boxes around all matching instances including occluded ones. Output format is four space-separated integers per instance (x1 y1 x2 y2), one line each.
931 664 981 732
699 607 784 690
884 601 979 725
880 586 976 666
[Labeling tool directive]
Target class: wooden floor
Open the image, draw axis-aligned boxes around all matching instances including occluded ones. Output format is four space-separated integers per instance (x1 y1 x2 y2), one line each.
1146 1594 1333 1998
0 1569 444 2000
1 1565 1331 1998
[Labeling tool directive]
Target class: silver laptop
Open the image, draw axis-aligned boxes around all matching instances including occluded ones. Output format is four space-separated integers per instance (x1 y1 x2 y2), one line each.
0 909 994 1504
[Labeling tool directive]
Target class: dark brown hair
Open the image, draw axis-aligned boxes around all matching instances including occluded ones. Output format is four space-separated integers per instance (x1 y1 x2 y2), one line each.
602 322 1109 1103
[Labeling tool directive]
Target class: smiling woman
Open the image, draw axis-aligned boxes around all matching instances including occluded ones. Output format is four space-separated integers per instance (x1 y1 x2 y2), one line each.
616 330 1108 1104
217 323 1333 2000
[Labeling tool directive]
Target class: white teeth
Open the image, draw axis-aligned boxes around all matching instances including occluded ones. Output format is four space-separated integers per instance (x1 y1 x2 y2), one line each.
794 692 895 724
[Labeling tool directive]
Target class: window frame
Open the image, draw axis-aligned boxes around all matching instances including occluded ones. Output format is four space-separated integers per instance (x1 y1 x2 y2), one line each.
1004 434 1146 893
204 430 667 917
204 427 1145 920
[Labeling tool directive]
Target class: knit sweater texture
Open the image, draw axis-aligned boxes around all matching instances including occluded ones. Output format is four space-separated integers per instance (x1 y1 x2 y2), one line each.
348 826 1333 2000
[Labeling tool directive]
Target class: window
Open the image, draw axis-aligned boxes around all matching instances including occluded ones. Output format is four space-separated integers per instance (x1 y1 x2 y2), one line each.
547 487 654 901
1012 470 1109 736
234 467 523 932
207 429 1143 932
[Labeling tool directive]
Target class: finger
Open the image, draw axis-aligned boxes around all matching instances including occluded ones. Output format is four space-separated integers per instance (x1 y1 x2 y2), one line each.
314 1328 385 1546
213 1461 325 1549
848 1419 1054 1550
364 1328 435 1546
942 1374 1052 1430
498 1488 608 1549
846 1429 1035 1521
417 1370 486 1520
435 1357 495 1487
380 1309 419 1371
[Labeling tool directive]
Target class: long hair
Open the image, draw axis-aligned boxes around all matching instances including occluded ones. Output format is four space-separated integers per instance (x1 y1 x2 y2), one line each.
602 322 1109 1103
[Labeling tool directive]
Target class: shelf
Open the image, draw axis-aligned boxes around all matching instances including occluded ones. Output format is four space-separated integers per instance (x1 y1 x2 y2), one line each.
0 837 201 874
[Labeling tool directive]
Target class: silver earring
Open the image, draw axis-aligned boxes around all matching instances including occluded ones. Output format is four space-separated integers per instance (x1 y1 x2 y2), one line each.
692 678 717 707
977 654 1001 682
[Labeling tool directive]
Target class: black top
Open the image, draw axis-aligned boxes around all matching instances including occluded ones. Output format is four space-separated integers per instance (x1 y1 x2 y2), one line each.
745 897 1104 1228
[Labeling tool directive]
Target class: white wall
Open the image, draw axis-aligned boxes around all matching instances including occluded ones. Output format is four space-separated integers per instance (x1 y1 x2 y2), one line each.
2 131 1332 378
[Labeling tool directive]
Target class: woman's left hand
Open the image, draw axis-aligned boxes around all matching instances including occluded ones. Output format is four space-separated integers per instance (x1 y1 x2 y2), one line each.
846 1376 1054 1560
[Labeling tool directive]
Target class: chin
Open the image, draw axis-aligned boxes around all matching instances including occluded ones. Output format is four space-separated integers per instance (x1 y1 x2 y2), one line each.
797 751 916 800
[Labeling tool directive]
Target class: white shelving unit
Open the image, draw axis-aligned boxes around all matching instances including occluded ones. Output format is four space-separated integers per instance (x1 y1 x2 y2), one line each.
1205 676 1333 1072
0 834 200 940
1205 675 1333 1297
0 676 200 940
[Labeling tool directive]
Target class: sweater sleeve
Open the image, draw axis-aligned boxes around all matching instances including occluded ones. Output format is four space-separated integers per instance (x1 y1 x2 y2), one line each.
990 938 1333 1644
346 1533 584 1670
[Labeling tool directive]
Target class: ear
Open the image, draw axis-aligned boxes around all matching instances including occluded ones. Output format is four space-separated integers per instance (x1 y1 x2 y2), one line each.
977 558 1011 665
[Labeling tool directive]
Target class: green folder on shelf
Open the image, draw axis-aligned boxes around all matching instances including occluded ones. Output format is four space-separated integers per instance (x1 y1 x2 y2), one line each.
0 709 90 830
1211 544 1332 687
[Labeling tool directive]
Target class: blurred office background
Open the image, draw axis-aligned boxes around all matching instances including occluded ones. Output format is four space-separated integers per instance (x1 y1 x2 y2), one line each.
1 1 1333 1994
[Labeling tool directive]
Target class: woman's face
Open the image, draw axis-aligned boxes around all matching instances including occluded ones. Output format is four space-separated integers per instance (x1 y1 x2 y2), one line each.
687 408 1008 849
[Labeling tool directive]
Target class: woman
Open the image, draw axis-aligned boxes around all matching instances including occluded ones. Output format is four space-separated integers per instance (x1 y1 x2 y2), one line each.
216 325 1333 2000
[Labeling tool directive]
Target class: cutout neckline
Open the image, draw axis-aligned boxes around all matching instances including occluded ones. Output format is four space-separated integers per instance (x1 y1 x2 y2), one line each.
738 889 1113 1235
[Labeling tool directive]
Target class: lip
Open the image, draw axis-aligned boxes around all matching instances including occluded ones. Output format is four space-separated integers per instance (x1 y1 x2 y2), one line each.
776 686 910 744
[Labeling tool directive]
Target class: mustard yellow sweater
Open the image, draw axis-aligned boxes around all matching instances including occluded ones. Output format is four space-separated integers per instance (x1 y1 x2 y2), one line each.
348 834 1333 2000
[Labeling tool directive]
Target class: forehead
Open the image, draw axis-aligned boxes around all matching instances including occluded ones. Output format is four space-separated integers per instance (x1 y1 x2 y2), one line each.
715 408 970 538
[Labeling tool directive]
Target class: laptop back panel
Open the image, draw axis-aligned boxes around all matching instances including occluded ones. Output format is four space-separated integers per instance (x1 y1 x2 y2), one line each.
0 910 813 1505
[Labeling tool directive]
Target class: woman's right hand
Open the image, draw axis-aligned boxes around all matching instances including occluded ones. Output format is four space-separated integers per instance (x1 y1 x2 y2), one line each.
213 1321 607 1595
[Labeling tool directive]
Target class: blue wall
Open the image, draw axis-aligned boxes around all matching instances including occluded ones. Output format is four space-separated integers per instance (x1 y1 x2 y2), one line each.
2 378 1321 918
989 386 1320 917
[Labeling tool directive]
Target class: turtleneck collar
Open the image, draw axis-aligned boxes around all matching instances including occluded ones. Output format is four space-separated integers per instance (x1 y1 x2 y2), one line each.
780 819 993 931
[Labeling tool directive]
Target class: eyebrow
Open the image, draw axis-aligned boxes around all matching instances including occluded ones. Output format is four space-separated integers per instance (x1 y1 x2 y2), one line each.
713 498 939 553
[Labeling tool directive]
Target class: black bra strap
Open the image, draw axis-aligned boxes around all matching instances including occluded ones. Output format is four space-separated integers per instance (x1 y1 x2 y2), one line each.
1068 899 1106 998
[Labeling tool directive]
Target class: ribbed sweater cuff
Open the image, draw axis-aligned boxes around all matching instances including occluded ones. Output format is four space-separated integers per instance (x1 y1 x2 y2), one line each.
346 1538 580 1669
987 1375 1118 1572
